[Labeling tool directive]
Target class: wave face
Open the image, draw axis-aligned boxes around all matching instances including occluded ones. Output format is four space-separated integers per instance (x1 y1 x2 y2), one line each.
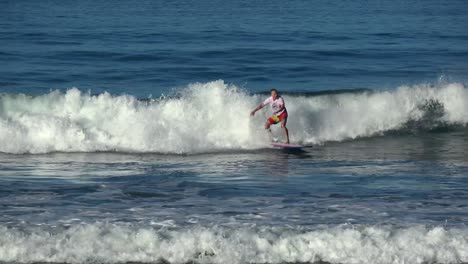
0 224 467 264
1 80 467 154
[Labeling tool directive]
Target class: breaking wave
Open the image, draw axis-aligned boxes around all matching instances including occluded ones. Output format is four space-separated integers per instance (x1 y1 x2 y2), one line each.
1 80 467 154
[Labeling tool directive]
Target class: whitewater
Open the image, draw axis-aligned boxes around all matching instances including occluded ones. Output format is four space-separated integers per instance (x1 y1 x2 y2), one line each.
0 224 467 264
1 80 467 154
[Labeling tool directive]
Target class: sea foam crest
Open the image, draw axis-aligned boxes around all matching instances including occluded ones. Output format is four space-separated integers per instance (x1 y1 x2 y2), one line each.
0 224 467 264
0 80 467 154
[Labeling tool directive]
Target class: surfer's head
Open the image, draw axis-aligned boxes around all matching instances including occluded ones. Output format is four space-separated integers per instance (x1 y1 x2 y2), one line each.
270 88 278 99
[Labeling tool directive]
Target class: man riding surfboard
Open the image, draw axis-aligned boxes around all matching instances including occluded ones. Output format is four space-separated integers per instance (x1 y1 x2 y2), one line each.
250 88 290 144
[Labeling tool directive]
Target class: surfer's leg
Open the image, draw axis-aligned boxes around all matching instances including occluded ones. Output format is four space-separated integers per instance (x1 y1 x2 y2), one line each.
265 120 274 141
281 119 290 144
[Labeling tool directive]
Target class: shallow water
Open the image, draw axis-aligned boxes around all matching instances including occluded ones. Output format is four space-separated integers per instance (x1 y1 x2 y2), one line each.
2 131 468 228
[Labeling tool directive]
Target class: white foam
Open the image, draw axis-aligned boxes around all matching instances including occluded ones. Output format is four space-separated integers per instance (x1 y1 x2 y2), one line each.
1 80 467 154
0 224 467 264
289 82 468 145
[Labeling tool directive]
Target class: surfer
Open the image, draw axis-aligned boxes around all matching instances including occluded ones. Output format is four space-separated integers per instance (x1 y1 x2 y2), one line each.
250 88 290 144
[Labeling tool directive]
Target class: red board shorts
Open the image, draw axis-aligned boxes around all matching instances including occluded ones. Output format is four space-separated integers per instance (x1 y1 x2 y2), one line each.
267 111 288 125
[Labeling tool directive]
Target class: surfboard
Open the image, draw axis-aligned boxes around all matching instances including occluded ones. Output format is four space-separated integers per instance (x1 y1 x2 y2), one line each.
271 143 304 149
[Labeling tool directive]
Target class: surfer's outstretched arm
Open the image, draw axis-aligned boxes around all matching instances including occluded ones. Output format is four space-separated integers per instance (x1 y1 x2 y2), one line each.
250 104 264 116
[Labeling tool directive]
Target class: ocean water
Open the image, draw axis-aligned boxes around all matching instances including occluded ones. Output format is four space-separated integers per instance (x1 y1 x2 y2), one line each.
1 0 468 264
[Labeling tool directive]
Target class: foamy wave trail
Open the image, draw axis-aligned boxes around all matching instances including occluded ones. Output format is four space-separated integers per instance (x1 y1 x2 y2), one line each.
0 80 467 154
0 224 467 264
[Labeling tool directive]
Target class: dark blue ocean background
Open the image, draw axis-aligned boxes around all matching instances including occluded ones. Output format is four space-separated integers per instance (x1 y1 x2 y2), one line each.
1 1 468 263
2 0 468 96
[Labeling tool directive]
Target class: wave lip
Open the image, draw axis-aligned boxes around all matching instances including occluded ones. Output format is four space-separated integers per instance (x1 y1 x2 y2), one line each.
1 80 467 154
0 224 467 264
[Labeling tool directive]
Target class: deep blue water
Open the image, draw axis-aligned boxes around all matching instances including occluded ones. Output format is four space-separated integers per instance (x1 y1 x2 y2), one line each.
2 0 468 96
1 1 468 263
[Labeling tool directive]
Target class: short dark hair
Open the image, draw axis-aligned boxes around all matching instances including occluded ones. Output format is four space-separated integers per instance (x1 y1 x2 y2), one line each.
270 88 278 93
